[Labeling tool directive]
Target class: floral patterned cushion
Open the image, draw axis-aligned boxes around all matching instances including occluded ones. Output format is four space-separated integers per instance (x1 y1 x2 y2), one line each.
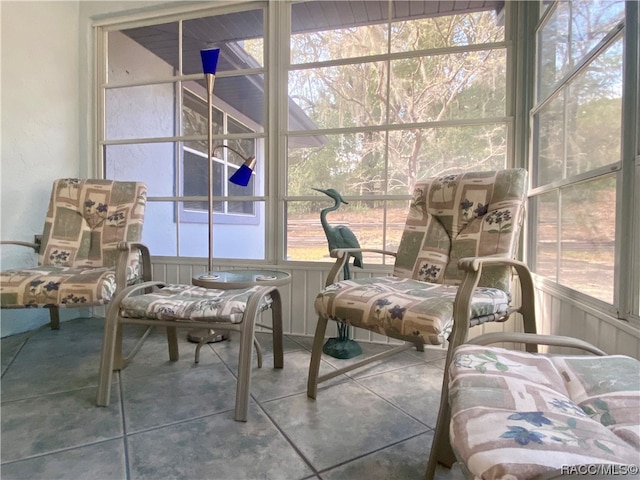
448 345 640 479
393 169 527 292
119 284 273 324
39 178 147 270
0 266 116 307
315 277 510 345
0 178 147 308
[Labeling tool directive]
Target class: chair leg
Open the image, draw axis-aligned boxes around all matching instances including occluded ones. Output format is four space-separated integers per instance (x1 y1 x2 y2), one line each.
425 383 456 479
425 334 459 479
234 288 265 422
253 338 263 368
48 306 60 330
270 289 284 369
167 327 179 361
113 324 125 370
307 315 328 399
235 323 256 421
96 308 119 406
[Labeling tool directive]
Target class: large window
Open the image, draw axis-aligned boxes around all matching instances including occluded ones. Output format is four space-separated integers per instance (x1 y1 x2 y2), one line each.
100 7 266 259
529 0 638 313
98 0 512 265
285 1 510 263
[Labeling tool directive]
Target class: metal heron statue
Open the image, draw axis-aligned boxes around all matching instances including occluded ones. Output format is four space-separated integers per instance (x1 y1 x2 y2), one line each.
313 187 363 359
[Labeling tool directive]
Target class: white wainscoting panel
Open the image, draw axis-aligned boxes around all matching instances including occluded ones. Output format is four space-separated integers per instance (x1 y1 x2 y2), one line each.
534 282 640 358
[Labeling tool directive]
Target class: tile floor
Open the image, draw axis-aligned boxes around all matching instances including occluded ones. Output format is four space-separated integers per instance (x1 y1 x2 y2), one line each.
1 317 461 480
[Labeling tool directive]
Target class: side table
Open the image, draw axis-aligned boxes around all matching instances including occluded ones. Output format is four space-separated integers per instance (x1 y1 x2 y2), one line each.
188 269 291 346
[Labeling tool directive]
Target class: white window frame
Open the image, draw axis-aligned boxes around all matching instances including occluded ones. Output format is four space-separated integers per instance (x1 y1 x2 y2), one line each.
528 0 639 324
94 1 270 261
279 0 517 264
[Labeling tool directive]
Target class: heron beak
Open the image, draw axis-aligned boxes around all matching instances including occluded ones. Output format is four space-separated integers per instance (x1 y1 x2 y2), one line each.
312 187 348 204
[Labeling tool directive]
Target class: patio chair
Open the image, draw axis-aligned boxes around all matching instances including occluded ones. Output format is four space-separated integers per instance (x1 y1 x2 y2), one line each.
0 178 150 329
307 168 537 398
427 331 640 479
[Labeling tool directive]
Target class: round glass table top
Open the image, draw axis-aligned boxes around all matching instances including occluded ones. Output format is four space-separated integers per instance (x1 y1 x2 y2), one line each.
192 269 291 289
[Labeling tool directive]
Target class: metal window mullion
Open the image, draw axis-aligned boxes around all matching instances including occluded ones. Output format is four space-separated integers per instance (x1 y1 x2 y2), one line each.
616 0 639 318
561 85 569 182
529 163 621 196
556 185 562 285
291 40 509 72
538 0 557 28
556 67 570 285
520 0 540 268
104 68 264 90
285 117 512 138
381 0 393 261
101 132 264 146
95 27 107 178
505 43 515 170
272 0 287 264
283 194 412 203
174 19 184 259
148 196 268 202
504 0 515 170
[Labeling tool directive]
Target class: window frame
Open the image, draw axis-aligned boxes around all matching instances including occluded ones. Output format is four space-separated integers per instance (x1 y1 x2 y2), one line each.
528 0 639 323
281 1 516 264
93 0 639 323
94 1 269 260
95 0 517 267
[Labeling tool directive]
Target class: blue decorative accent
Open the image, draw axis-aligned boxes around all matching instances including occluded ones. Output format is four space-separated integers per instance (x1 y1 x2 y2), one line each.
229 164 253 187
200 48 220 74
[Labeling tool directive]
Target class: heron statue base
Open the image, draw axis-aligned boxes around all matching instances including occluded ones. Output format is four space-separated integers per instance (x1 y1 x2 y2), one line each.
322 338 363 359
322 322 362 359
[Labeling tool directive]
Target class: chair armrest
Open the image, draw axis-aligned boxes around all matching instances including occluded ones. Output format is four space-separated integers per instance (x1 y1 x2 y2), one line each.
0 240 40 253
107 280 166 315
115 242 153 293
458 255 530 277
326 248 397 286
330 248 396 258
446 255 538 367
467 332 607 356
128 242 152 282
457 255 536 332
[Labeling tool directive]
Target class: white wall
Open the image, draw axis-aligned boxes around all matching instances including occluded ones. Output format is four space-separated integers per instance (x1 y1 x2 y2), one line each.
0 1 81 335
1 1 80 257
0 0 169 336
